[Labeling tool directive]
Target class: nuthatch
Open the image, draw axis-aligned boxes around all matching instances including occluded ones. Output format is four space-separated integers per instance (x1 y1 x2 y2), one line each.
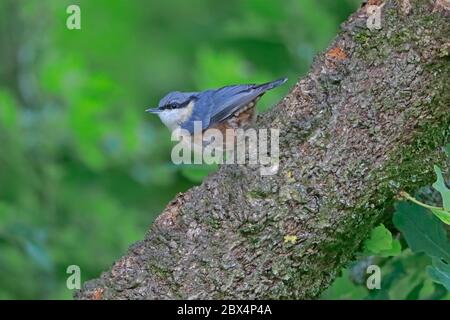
145 78 287 137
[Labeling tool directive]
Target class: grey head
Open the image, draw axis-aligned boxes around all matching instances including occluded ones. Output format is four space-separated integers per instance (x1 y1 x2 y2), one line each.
145 91 198 131
146 77 288 134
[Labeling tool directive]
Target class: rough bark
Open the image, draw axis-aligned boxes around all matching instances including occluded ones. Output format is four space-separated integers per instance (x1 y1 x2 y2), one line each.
76 0 450 300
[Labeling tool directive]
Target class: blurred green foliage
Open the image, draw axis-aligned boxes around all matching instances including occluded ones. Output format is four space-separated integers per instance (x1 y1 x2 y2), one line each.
324 201 450 300
324 158 450 300
323 148 450 300
1 0 447 301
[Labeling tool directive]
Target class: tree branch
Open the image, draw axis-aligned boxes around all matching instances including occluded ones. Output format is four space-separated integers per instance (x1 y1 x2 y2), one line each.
76 0 450 299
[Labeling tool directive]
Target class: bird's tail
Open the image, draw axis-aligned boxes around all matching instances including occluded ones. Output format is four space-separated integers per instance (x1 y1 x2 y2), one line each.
257 77 288 92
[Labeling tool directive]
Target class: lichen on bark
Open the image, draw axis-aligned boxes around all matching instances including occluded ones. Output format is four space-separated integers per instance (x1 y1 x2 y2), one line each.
76 0 450 300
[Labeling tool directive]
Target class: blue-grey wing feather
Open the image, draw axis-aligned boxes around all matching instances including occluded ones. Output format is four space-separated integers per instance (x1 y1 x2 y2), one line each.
180 78 287 134
209 78 287 125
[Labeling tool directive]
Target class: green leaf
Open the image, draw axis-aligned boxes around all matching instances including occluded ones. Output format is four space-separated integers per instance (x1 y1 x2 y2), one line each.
321 269 368 300
427 258 450 291
400 191 450 226
379 239 402 257
365 224 392 252
430 207 450 226
364 224 401 257
393 202 450 263
432 166 450 211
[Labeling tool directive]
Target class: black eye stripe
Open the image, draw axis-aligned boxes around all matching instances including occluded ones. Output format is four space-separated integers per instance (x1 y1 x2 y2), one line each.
161 98 196 111
161 103 179 110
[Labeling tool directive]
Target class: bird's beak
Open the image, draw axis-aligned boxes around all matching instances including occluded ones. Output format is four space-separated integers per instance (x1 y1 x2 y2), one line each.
145 107 160 113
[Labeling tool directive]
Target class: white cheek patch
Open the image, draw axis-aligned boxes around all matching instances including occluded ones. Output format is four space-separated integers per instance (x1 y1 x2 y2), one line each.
158 100 196 132
159 110 181 131
179 100 195 124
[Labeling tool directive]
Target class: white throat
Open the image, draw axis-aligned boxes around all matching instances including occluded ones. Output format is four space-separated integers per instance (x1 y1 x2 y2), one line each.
158 100 195 131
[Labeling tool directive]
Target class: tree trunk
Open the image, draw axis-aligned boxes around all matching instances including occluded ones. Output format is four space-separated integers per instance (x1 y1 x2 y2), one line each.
76 0 450 300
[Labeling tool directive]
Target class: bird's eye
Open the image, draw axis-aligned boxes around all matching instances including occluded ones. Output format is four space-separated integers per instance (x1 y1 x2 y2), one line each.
165 103 178 110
